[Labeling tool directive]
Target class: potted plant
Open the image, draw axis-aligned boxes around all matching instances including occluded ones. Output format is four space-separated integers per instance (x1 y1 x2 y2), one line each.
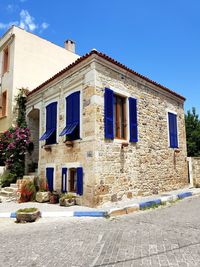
49 191 59 204
59 193 76 207
16 207 40 223
35 178 49 203
64 136 73 147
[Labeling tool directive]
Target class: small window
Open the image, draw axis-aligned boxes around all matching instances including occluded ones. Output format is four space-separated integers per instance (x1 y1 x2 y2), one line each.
68 168 77 192
168 112 178 148
114 94 127 139
3 47 9 74
0 91 7 117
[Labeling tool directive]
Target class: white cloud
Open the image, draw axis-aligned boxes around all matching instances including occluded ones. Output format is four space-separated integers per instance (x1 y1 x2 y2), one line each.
0 9 49 33
6 4 15 12
41 22 49 30
19 9 37 31
0 21 18 29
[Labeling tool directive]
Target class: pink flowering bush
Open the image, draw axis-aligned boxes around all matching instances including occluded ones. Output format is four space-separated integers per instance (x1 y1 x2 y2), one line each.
0 127 32 180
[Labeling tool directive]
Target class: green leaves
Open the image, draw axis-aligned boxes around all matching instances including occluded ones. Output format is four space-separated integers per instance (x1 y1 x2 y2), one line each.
185 107 200 157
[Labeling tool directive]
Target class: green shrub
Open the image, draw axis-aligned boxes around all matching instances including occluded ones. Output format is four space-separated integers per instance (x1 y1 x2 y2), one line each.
0 170 17 187
16 207 38 213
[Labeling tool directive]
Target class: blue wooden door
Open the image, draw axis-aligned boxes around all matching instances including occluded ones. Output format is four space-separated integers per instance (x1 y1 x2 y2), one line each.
46 167 54 192
61 168 67 193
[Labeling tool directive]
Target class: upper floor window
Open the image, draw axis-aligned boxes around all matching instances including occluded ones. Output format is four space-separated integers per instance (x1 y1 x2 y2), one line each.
3 47 9 75
168 112 178 148
40 102 57 145
114 94 126 139
60 91 80 141
104 88 138 142
0 91 7 118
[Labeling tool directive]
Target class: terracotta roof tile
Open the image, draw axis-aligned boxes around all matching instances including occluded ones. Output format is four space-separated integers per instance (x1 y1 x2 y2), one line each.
28 50 185 101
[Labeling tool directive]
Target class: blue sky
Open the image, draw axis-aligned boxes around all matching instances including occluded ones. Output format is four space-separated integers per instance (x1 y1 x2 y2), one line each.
0 0 200 115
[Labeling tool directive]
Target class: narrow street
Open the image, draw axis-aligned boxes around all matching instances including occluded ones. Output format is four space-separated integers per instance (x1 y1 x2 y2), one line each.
1 196 200 267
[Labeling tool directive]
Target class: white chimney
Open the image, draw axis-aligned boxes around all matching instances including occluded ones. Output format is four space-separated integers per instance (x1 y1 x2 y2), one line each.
64 40 75 53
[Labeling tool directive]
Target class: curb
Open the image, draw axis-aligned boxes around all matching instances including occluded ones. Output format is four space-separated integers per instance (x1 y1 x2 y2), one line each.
0 210 107 219
108 191 195 216
0 191 197 219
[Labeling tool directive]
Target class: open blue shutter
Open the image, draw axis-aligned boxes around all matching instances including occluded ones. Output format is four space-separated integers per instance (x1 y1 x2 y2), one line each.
129 98 138 142
77 167 83 195
168 113 178 148
46 167 54 192
63 92 80 140
46 102 57 145
61 168 67 193
73 92 80 139
104 88 114 139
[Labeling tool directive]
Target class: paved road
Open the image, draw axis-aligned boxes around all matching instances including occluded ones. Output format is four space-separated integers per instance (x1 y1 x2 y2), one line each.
1 196 200 267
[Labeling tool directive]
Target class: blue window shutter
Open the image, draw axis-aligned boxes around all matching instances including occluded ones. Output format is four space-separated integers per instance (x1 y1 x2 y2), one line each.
129 98 138 142
64 92 80 140
46 102 57 145
61 168 67 193
46 167 54 192
168 112 178 148
77 167 83 195
104 88 114 139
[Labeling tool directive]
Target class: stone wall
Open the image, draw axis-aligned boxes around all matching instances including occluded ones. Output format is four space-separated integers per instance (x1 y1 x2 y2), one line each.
189 157 200 187
92 62 188 205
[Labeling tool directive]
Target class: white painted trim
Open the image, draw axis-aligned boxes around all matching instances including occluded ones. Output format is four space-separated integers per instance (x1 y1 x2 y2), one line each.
166 109 179 148
62 88 83 140
61 163 82 194
44 97 59 144
187 157 194 187
109 86 131 98
62 162 82 168
45 164 56 191
110 88 136 143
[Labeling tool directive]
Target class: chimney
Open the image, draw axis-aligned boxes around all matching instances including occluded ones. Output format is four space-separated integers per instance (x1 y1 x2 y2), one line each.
64 40 75 53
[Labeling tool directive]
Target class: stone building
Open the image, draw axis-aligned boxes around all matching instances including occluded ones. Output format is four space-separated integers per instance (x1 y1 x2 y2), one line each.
26 50 188 207
0 26 79 133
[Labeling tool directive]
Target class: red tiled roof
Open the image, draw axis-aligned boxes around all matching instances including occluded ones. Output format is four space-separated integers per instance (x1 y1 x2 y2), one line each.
28 50 185 101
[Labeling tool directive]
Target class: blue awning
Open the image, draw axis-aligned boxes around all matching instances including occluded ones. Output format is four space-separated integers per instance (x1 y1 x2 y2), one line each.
39 128 55 141
59 122 78 136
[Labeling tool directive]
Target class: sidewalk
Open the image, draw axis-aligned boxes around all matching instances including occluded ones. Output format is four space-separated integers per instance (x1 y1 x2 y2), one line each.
0 186 200 218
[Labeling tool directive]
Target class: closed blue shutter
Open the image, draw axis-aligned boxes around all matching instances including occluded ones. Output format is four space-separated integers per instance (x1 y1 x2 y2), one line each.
168 112 178 148
129 98 138 142
77 167 83 195
61 168 67 193
46 167 54 192
60 92 80 140
104 88 114 139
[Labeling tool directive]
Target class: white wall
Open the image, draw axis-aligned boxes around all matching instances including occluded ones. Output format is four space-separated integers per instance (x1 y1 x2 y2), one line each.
0 26 79 132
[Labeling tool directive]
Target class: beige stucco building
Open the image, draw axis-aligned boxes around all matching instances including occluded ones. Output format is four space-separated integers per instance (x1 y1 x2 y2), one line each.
26 50 188 207
0 26 79 132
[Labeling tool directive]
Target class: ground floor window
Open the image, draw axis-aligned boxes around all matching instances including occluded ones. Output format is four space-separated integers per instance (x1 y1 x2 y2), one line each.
69 168 77 193
61 167 83 195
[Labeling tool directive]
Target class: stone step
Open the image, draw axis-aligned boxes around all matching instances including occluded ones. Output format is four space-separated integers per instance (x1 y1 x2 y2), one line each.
0 190 15 197
23 175 36 180
28 172 38 176
10 183 18 189
2 187 17 193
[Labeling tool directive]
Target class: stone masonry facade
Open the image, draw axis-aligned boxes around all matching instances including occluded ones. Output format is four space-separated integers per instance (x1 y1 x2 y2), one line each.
26 52 188 207
190 157 200 187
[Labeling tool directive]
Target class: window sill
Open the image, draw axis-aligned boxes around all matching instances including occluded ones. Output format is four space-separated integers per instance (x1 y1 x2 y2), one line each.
114 138 128 144
0 115 7 120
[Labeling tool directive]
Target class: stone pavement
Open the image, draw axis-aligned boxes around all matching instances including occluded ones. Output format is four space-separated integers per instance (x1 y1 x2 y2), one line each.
1 195 200 267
